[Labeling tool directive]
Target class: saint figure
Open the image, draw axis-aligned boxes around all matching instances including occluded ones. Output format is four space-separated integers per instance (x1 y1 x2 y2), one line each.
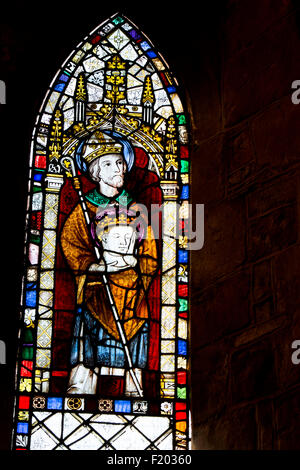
60 131 158 396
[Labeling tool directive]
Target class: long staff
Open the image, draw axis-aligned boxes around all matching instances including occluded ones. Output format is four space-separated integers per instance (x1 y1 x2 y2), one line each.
61 156 143 397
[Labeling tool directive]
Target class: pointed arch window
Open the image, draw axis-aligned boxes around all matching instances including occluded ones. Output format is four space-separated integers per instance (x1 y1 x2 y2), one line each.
13 13 191 451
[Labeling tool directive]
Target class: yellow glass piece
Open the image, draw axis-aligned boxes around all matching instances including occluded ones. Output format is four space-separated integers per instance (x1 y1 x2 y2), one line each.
160 373 175 398
152 58 165 70
170 93 183 113
178 318 188 340
19 378 32 392
18 411 29 421
181 174 189 184
176 421 187 433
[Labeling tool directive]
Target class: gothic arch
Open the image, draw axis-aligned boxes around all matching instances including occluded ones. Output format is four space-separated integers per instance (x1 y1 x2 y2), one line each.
13 13 191 451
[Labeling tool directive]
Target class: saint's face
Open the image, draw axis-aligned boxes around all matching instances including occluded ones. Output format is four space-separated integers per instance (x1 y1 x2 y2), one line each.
102 225 135 255
98 153 127 189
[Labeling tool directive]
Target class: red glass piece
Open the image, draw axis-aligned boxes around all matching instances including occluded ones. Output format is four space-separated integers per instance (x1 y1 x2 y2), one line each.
34 155 47 169
178 284 188 297
19 396 30 409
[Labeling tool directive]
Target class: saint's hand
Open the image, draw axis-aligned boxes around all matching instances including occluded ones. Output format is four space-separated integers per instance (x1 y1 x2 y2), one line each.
123 255 137 268
88 262 105 273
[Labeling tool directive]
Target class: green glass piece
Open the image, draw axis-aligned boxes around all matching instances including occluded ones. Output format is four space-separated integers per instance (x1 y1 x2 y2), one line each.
85 188 133 208
22 347 33 360
30 234 40 244
32 186 42 193
179 298 188 312
180 160 189 173
177 114 186 125
177 387 186 399
112 16 124 25
23 329 34 343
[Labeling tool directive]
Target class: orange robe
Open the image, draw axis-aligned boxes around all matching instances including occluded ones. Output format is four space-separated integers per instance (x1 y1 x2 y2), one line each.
60 199 158 342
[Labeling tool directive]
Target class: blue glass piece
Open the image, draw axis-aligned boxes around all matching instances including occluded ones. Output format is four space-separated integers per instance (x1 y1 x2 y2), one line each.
129 29 141 41
167 86 176 94
54 83 66 92
178 250 188 264
25 283 37 308
114 400 131 413
59 73 69 82
33 173 43 182
17 423 29 434
26 282 37 289
47 397 63 410
146 50 157 58
180 185 189 200
140 41 151 51
178 339 187 356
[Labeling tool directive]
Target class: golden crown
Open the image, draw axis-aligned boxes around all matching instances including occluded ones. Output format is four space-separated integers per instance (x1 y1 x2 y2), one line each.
82 131 123 164
95 213 136 240
84 143 123 163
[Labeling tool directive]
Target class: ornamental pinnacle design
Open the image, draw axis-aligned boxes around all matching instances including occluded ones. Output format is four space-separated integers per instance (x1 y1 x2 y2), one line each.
142 75 155 125
74 73 88 123
142 75 154 104
75 73 88 102
48 109 63 161
105 55 127 105
165 116 178 176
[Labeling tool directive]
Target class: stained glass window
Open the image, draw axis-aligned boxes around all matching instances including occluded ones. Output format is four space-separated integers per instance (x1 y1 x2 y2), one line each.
13 13 191 451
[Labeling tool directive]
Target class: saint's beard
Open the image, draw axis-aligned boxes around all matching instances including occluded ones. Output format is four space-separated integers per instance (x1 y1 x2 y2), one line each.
101 174 124 189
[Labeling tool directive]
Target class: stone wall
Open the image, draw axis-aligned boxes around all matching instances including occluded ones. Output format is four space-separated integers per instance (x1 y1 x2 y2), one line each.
191 0 300 450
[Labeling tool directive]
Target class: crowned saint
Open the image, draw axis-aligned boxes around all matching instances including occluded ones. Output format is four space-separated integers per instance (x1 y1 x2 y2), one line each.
60 131 158 396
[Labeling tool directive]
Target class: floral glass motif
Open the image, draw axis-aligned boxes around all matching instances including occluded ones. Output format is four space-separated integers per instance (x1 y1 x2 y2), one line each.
13 13 190 450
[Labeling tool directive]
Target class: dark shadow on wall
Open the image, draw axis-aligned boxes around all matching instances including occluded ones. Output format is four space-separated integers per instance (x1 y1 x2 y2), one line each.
191 0 300 450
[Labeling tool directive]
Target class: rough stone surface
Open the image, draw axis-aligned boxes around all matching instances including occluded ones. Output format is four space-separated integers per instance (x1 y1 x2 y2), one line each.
230 340 277 404
251 98 300 171
223 0 294 59
274 244 300 316
191 133 225 205
192 269 251 347
191 342 229 422
192 406 257 450
223 12 300 126
192 199 246 287
190 2 300 449
275 387 300 449
247 205 297 261
256 399 275 450
252 259 273 303
247 175 298 219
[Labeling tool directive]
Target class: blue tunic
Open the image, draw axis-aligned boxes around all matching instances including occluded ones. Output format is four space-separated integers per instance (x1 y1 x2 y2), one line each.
70 307 149 369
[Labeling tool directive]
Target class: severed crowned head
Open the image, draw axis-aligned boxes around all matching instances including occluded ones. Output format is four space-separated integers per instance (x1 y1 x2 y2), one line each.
91 206 146 255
